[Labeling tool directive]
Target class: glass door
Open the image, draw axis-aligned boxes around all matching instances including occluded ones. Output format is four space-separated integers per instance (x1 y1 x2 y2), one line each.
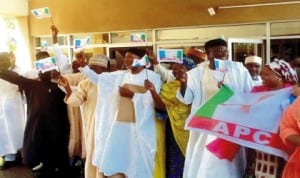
228 38 265 64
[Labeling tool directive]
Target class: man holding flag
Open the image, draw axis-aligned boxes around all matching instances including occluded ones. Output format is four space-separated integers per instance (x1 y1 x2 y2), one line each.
79 48 163 178
178 38 253 178
0 52 70 177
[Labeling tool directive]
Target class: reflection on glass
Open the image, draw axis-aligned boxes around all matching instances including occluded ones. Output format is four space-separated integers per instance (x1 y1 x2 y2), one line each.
271 39 300 62
231 43 264 63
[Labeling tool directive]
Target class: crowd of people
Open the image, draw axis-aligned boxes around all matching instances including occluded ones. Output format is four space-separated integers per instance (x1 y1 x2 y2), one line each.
0 25 300 178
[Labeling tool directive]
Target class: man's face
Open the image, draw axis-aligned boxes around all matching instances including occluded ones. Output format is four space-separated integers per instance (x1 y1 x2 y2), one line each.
109 64 117 72
172 64 187 80
89 65 107 74
9 56 16 66
245 62 261 79
207 46 228 60
0 55 10 71
123 52 139 69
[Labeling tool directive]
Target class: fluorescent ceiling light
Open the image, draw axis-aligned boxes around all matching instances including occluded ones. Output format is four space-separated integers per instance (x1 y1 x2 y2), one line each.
219 1 300 9
208 7 216 16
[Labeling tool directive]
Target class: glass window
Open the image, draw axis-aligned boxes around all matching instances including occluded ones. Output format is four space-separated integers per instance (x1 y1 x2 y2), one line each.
271 21 300 36
270 21 300 63
271 38 300 62
0 16 31 70
156 24 266 43
111 30 153 43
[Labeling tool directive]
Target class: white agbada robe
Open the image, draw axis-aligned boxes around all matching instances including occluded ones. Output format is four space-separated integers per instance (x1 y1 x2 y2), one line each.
177 61 253 178
80 66 161 178
0 79 25 156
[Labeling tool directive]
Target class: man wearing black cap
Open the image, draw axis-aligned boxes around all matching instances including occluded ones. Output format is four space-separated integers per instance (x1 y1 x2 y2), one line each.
79 48 162 178
178 38 253 178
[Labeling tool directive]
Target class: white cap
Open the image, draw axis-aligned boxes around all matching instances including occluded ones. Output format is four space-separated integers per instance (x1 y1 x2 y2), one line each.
245 56 262 65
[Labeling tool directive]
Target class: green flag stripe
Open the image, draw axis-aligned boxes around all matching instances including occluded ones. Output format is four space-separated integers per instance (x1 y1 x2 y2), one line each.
195 85 234 118
44 8 49 14
145 56 150 63
177 51 182 58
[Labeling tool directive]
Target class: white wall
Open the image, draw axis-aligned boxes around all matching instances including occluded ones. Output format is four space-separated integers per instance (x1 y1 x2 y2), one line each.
0 0 28 16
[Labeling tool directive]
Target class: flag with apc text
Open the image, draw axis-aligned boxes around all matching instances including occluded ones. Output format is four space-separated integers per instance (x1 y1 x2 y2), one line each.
186 85 293 160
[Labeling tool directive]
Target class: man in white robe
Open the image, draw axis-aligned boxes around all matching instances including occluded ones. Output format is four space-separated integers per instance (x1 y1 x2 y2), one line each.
178 39 253 178
0 52 25 169
54 55 109 178
244 55 263 86
80 48 162 178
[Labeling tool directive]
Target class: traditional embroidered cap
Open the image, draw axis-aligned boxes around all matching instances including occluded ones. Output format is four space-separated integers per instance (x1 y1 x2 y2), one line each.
268 59 298 84
186 47 206 60
88 55 108 68
245 56 262 65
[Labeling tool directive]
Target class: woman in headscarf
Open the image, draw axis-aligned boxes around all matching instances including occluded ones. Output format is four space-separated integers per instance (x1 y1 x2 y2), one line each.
244 59 298 178
253 59 298 92
159 63 191 178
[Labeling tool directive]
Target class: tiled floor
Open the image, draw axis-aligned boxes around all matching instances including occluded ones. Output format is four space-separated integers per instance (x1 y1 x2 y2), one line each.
0 165 35 178
0 164 84 178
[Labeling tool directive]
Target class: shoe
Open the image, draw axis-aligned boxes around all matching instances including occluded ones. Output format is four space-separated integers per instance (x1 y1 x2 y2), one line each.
32 162 43 172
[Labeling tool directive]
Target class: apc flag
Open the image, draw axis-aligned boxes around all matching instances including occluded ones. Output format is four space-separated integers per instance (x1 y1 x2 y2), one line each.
34 57 58 73
214 59 238 81
31 7 51 19
132 55 151 68
131 33 147 42
214 58 232 73
157 49 183 63
186 85 293 160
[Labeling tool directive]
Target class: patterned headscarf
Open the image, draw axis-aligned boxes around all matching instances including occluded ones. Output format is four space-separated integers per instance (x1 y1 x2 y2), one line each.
268 59 298 84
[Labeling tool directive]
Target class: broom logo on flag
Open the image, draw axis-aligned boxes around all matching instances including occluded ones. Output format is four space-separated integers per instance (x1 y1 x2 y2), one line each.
31 7 51 19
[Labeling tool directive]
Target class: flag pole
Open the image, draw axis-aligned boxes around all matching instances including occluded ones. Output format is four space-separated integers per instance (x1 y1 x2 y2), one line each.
50 16 54 25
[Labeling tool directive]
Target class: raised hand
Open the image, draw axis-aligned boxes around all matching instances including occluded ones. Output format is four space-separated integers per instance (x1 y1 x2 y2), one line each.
51 70 68 87
51 25 58 44
119 86 134 98
144 79 155 92
292 86 300 96
146 49 159 65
